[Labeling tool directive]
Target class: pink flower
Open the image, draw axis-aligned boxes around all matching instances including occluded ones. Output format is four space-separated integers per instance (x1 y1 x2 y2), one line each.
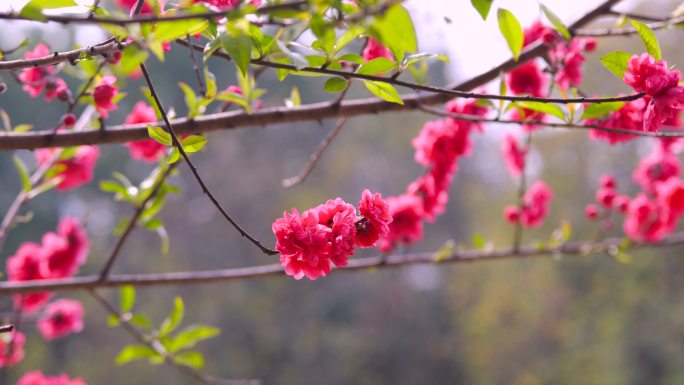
585 204 599 220
588 98 646 144
445 97 489 132
523 21 555 47
18 44 53 98
7 242 51 313
355 190 392 248
624 54 680 96
378 194 424 252
407 170 452 221
362 38 393 62
506 61 547 97
501 133 526 177
0 331 25 367
551 38 595 90
116 0 153 13
596 187 616 208
518 180 553 228
644 86 684 132
614 195 630 213
93 76 119 119
124 102 165 162
17 371 87 385
633 148 680 193
312 198 357 267
272 208 332 280
624 194 675 242
504 205 520 223
44 78 70 103
35 146 100 191
40 218 89 279
656 178 684 215
37 299 85 340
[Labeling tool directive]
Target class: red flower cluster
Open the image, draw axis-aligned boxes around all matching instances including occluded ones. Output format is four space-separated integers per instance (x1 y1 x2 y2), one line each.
35 146 100 191
93 76 119 119
0 331 25 368
6 218 89 312
124 102 165 162
585 175 629 223
550 37 596 90
17 371 86 385
272 190 391 280
587 98 647 145
18 44 71 103
37 299 84 341
504 180 554 228
623 54 684 132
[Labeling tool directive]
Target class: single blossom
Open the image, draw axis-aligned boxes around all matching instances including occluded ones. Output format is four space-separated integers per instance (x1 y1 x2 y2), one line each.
272 208 333 280
655 178 684 215
362 38 393 62
585 204 599 220
407 170 452 221
523 21 555 47
506 61 547 97
515 180 554 228
312 198 357 267
38 299 85 340
355 190 392 248
124 102 165 162
378 194 425 252
40 217 89 279
18 44 53 98
501 133 526 177
93 76 119 119
6 242 51 312
0 331 25 368
551 37 596 90
633 148 681 193
35 146 100 191
623 194 675 242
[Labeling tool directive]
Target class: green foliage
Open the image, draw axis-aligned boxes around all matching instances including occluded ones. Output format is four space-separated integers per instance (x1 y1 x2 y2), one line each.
147 125 172 146
370 5 417 62
19 0 77 20
470 0 493 20
630 19 662 60
357 57 397 76
517 101 566 121
600 51 632 79
497 8 524 61
12 155 31 193
324 77 349 93
154 19 209 43
363 80 403 104
540 4 571 40
116 345 159 365
220 22 254 76
159 296 185 337
581 102 625 120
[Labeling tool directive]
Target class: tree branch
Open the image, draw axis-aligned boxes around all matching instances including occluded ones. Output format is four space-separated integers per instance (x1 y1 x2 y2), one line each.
0 39 124 71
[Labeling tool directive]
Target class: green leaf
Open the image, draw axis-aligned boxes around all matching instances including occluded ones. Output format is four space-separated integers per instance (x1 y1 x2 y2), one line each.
540 4 571 40
336 53 364 64
120 45 149 75
154 19 208 43
357 57 396 75
174 351 204 368
309 15 336 55
497 8 524 61
180 135 207 153
220 32 253 76
470 0 493 20
167 325 221 353
156 225 170 255
178 82 199 118
472 233 486 249
116 345 158 365
324 77 348 93
107 314 120 327
370 5 417 62
433 239 455 263
401 53 450 69
581 102 625 120
600 51 632 79
12 156 31 193
168 148 181 164
120 285 135 314
13 124 33 133
20 0 77 20
204 69 217 98
285 86 301 107
518 101 566 121
147 125 172 146
363 81 403 104
630 19 661 60
130 314 154 330
334 25 365 53
159 296 184 337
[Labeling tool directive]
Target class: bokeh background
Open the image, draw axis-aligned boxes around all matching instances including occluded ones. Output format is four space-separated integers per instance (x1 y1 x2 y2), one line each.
1 0 684 384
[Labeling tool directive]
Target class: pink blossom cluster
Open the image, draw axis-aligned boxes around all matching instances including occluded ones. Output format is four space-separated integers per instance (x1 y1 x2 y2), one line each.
584 175 629 230
500 134 527 177
18 44 71 103
37 300 85 341
17 371 86 385
6 218 89 312
35 146 100 191
272 190 392 280
93 76 119 119
504 181 554 228
623 54 684 132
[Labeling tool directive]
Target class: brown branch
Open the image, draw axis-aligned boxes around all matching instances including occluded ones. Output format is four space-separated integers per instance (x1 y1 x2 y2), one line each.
89 290 259 385
574 15 684 37
282 117 348 188
186 34 206 97
98 164 176 280
0 39 124 71
0 230 681 294
0 325 13 334
139 64 277 256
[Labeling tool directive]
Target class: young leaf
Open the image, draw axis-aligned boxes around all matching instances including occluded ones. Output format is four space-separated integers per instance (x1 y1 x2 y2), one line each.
334 25 365 53
363 81 404 104
116 345 158 365
401 53 449 69
154 19 208 43
178 82 199 118
470 0 493 20
159 296 184 337
540 4 571 40
204 68 217 98
357 57 396 75
147 125 172 146
498 9 524 61
119 285 136 314
600 51 632 79
309 15 336 55
174 351 205 368
130 314 154 330
19 0 77 20
630 19 662 60
370 5 417 62
180 135 207 153
324 77 349 93
581 102 625 120
220 33 253 76
12 156 31 193
167 324 221 352
518 101 566 121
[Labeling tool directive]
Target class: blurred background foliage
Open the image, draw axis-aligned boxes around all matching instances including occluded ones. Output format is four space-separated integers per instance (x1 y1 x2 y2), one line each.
1 0 684 384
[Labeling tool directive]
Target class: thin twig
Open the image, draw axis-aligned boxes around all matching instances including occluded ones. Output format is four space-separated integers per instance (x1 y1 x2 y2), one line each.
98 164 177 280
512 133 532 253
186 34 206 97
282 117 348 188
574 15 684 37
0 39 125 71
88 290 259 385
139 64 277 256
